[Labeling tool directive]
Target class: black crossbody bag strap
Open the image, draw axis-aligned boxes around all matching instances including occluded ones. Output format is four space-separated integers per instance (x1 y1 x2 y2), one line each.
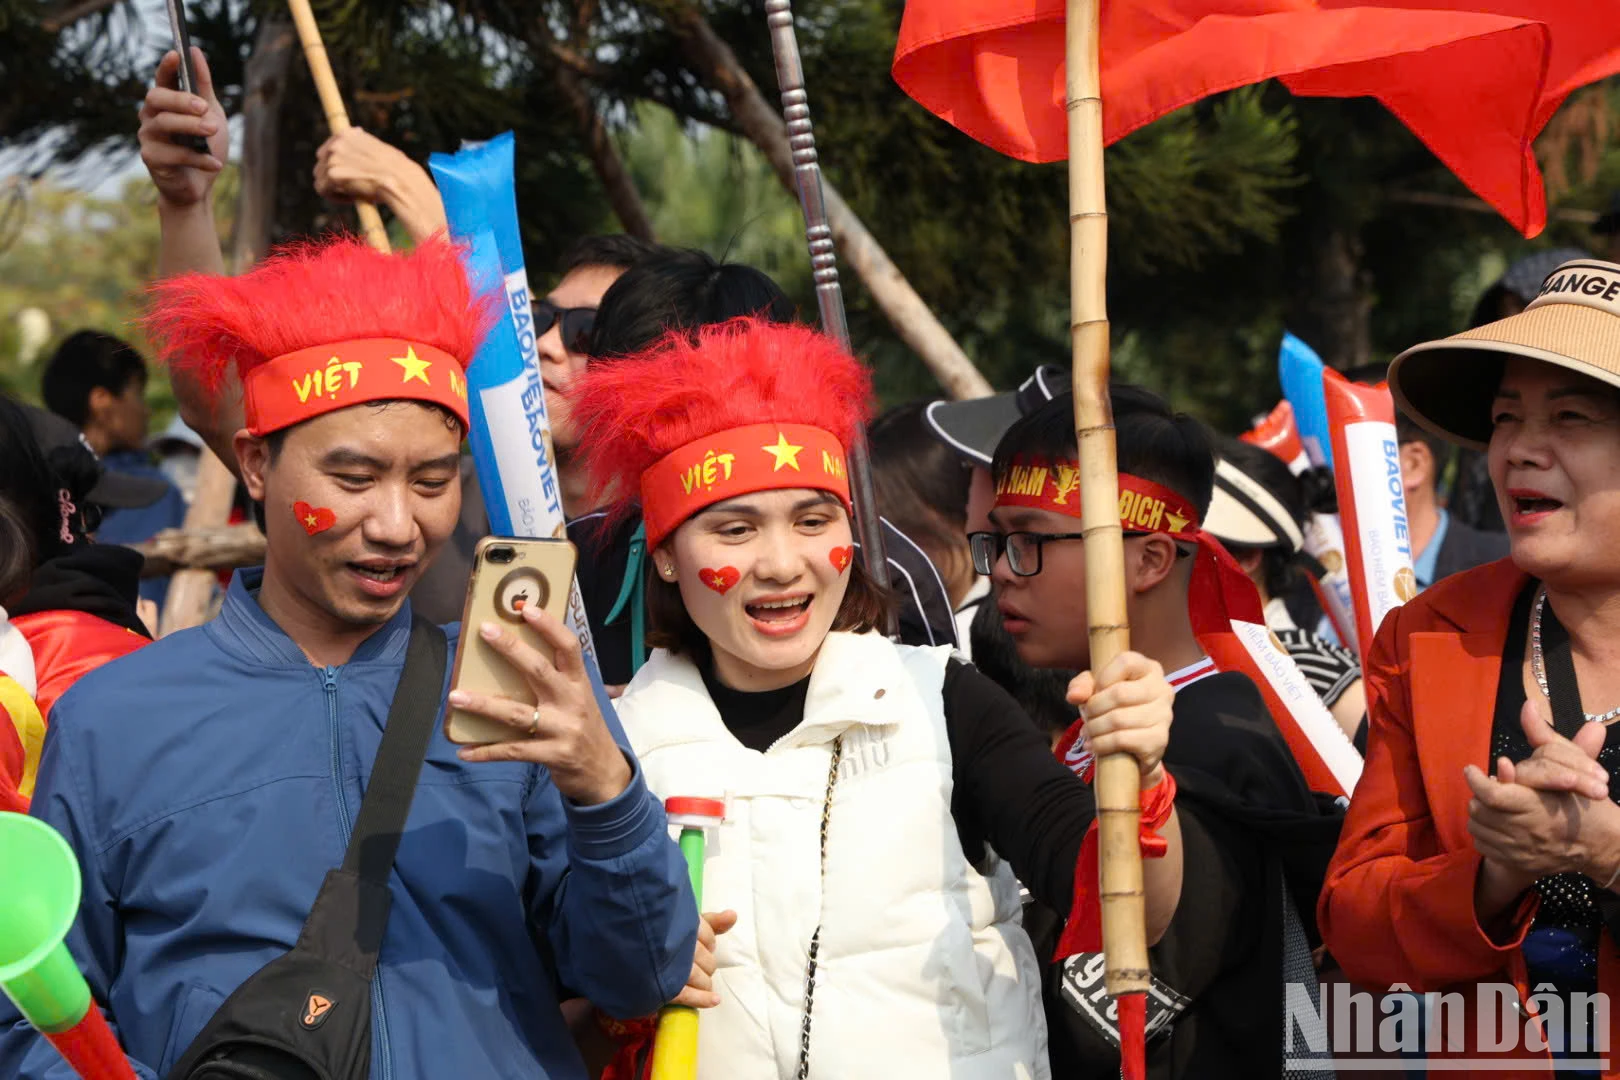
318 615 447 963
344 615 448 887
167 616 449 1080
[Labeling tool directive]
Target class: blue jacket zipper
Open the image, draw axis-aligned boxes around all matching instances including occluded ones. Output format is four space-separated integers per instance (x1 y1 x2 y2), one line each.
324 665 394 1080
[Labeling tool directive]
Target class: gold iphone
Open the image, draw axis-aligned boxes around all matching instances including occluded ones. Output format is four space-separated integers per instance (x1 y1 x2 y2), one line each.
445 536 578 745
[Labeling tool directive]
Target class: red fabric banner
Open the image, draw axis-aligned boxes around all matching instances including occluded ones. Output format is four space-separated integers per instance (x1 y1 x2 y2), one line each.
893 1 1620 237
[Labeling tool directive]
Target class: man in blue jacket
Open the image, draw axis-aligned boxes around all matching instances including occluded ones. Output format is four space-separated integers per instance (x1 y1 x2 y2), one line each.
0 235 698 1079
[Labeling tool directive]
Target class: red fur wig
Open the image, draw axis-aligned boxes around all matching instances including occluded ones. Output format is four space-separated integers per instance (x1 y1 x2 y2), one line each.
142 235 498 434
571 317 873 539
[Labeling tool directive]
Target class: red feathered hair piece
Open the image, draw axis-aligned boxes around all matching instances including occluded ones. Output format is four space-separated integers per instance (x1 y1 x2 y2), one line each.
142 234 498 394
572 317 873 529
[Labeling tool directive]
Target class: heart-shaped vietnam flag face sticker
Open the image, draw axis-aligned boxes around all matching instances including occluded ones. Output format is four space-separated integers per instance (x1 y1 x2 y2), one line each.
700 566 741 594
828 546 853 573
293 501 337 536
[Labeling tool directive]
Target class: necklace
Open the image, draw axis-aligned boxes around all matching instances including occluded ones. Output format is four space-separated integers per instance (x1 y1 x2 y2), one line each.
1531 588 1620 726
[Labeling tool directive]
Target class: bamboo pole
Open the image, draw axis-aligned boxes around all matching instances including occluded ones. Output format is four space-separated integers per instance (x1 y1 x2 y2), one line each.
1067 0 1149 1005
158 449 237 635
285 0 391 253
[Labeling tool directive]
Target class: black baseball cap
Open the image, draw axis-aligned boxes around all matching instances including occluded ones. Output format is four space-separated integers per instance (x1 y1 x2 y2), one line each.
18 400 171 510
923 365 1067 466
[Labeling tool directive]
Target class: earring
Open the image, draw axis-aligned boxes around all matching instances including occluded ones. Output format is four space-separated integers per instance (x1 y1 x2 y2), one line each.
661 565 676 579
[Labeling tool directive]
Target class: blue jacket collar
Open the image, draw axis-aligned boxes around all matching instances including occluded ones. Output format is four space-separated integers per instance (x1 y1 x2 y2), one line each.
207 567 415 669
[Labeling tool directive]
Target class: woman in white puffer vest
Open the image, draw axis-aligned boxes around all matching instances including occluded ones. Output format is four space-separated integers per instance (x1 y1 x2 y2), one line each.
572 318 1192 1080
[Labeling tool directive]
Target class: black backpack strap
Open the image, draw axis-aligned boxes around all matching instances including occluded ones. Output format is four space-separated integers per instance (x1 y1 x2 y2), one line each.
342 615 448 888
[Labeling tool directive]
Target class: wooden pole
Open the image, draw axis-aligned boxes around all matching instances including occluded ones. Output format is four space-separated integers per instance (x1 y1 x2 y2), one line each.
231 16 294 273
285 0 391 253
133 523 266 577
1067 0 1149 1004
158 448 237 636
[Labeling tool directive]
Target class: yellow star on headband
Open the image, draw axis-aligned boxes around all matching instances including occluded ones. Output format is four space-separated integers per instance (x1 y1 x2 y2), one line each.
1165 510 1189 532
391 346 432 386
762 432 804 471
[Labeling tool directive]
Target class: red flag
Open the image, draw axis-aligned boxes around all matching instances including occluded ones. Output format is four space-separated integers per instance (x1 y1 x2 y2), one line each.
893 1 1620 237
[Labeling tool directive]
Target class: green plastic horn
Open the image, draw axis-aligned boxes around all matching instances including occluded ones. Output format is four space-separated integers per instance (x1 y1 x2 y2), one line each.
0 813 137 1079
649 797 726 1080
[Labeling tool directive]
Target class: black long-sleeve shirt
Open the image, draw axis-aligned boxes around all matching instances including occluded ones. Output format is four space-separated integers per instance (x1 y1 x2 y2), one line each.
1042 672 1345 1080
700 657 1091 914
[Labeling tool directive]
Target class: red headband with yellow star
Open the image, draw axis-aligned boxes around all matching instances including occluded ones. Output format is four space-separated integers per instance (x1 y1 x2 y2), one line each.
143 236 491 440
994 457 1200 537
994 454 1360 794
639 422 851 549
240 337 470 436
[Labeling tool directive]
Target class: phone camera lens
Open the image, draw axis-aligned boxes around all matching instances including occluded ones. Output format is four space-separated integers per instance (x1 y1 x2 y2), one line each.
488 546 515 565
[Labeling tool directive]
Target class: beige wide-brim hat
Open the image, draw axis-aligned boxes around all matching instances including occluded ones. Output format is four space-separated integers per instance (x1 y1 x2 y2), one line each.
1389 258 1620 451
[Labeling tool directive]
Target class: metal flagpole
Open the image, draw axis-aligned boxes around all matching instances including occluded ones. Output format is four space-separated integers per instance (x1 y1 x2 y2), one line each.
763 0 893 601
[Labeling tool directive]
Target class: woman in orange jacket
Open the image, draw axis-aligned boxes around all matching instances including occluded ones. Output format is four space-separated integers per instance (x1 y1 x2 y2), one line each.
1319 256 1620 1076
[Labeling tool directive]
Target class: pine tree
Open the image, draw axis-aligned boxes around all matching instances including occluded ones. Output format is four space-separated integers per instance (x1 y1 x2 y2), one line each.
6 0 1613 422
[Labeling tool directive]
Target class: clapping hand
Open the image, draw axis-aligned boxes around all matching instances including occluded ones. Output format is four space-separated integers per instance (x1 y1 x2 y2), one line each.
1465 700 1620 888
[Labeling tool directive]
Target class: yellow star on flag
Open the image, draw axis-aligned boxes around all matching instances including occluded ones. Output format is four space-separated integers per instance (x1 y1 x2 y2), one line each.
1165 510 1189 533
762 432 804 471
391 346 432 385
305 513 318 529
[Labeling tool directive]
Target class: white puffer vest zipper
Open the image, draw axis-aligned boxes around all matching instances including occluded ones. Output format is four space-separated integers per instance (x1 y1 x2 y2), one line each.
616 630 1050 1079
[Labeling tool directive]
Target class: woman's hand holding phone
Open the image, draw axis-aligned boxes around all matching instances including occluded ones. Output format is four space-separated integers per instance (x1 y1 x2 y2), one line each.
449 605 632 807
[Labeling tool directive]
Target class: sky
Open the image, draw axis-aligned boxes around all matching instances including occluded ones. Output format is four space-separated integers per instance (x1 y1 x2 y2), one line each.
0 0 225 198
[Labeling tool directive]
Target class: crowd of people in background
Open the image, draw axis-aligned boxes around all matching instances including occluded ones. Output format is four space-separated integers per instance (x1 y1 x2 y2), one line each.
2 43 1619 1080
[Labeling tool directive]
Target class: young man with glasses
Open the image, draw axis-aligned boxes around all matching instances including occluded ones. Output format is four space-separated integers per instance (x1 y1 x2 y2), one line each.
980 384 1343 1080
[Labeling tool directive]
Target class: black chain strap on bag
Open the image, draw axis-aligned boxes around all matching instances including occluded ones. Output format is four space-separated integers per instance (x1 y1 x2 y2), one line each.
795 735 843 1080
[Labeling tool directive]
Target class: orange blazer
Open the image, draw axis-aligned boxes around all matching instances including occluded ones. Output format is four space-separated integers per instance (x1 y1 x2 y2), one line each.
1319 557 1620 1075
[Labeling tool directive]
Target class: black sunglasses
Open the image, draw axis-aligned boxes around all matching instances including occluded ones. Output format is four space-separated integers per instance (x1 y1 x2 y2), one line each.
532 300 597 354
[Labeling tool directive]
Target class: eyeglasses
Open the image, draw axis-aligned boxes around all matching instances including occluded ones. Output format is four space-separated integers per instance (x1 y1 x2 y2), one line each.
532 300 597 354
969 529 1155 577
969 530 1086 577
